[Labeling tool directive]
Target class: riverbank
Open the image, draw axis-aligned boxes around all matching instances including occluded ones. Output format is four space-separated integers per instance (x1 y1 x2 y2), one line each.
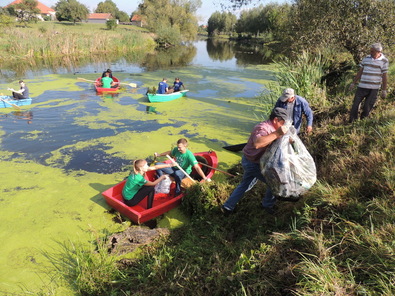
0 22 156 70
57 54 395 295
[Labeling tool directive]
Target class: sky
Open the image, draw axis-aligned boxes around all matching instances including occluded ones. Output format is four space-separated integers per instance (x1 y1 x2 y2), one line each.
0 0 261 24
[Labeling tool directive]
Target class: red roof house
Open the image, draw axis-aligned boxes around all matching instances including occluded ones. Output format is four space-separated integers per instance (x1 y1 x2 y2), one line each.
131 14 145 27
5 0 56 20
87 13 115 24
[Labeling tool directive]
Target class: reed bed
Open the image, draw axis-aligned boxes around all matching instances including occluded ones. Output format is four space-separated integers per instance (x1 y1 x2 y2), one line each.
1 23 156 66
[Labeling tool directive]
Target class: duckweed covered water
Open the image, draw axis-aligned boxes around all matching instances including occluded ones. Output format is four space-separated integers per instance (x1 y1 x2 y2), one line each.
0 63 275 294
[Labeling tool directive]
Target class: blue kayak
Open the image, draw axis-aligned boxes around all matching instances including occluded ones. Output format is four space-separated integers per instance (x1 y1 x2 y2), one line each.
0 96 32 108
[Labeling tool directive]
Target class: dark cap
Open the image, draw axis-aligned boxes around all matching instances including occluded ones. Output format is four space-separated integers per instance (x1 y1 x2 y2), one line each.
270 107 288 121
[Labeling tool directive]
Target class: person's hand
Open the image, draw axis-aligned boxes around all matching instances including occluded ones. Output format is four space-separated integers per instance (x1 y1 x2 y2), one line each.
381 90 388 98
204 177 211 182
276 125 288 137
7 88 14 92
154 152 158 158
349 83 356 91
306 126 313 134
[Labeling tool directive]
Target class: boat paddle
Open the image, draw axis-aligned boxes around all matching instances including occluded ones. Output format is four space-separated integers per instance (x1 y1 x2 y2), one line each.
166 155 196 184
197 161 235 177
77 77 137 88
0 97 21 110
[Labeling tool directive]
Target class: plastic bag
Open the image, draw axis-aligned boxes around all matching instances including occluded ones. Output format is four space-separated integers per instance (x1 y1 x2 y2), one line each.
260 126 316 198
155 175 171 194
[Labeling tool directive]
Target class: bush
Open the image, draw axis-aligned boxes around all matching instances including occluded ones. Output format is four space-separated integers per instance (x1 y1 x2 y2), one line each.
154 25 182 46
106 19 117 30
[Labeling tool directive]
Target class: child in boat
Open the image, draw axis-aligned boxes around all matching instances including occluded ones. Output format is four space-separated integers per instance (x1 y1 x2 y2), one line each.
101 72 116 88
173 78 185 92
154 138 210 196
122 159 170 208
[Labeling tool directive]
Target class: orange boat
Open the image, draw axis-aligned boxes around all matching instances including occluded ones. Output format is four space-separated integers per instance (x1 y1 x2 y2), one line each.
95 76 120 93
101 151 218 224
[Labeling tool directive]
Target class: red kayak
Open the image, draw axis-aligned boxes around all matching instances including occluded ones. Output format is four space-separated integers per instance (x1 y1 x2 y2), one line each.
102 151 218 224
95 76 120 93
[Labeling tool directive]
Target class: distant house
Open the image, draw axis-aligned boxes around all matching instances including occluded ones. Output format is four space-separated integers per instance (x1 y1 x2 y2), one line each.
87 13 117 24
5 0 56 20
130 14 145 27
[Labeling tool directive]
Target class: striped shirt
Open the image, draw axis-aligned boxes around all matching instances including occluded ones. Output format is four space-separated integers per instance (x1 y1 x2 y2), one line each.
358 54 389 89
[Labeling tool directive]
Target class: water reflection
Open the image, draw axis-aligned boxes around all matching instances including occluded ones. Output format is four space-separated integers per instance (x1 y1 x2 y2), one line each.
0 110 33 124
206 39 235 61
206 38 275 65
140 45 197 71
0 39 274 81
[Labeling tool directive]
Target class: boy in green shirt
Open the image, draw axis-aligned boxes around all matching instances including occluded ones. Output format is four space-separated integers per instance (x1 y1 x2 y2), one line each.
155 138 210 195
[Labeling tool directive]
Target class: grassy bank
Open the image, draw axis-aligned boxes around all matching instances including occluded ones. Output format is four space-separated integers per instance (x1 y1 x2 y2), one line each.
49 51 395 295
0 22 156 69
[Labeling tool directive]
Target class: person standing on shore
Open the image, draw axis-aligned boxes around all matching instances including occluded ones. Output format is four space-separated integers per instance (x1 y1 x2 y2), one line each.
274 88 313 134
221 107 289 215
349 43 389 123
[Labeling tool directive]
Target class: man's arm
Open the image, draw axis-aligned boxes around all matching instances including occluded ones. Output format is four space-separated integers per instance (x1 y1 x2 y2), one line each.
193 163 210 181
381 73 388 98
349 67 364 90
302 99 314 132
253 126 288 149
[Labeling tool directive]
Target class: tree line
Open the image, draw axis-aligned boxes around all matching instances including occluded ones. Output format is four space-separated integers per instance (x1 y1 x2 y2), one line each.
2 0 395 60
0 0 130 26
207 0 395 65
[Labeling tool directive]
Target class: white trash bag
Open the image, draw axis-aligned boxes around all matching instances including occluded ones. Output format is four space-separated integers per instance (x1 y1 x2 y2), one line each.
260 126 316 199
155 175 172 194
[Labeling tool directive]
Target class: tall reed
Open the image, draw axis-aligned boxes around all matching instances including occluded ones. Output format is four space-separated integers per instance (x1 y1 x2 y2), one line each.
2 24 156 66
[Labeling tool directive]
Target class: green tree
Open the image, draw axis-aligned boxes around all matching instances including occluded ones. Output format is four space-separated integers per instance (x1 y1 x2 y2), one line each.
290 0 395 64
7 0 40 27
235 4 290 39
95 0 117 15
207 11 236 36
116 11 129 22
95 0 130 22
55 0 89 24
136 0 201 44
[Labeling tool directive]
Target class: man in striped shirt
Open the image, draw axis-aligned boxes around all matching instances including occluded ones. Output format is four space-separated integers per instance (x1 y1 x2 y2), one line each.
349 43 389 123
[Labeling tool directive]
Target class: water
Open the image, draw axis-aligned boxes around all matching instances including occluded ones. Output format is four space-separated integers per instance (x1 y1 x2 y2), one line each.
0 39 276 294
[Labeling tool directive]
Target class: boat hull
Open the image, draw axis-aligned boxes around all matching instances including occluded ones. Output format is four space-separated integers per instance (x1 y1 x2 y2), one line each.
147 90 189 103
102 151 218 224
0 96 32 108
95 77 120 93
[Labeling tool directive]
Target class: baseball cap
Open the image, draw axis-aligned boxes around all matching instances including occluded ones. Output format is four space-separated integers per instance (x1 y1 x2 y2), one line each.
279 88 295 102
271 107 288 121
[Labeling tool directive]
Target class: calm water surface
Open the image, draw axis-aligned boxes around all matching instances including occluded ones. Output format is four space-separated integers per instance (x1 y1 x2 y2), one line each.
0 39 276 294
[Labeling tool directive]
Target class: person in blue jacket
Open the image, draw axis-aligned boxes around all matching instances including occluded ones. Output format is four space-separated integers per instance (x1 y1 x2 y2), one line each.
274 88 313 133
158 78 169 94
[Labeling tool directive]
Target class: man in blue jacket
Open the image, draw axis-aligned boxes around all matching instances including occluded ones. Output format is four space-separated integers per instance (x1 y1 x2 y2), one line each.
274 88 313 133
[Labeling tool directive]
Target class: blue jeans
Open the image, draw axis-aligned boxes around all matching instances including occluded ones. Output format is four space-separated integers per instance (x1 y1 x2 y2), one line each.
223 155 276 211
156 163 186 194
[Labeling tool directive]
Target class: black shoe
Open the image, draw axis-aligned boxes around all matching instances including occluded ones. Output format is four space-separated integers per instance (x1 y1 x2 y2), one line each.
221 205 233 217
